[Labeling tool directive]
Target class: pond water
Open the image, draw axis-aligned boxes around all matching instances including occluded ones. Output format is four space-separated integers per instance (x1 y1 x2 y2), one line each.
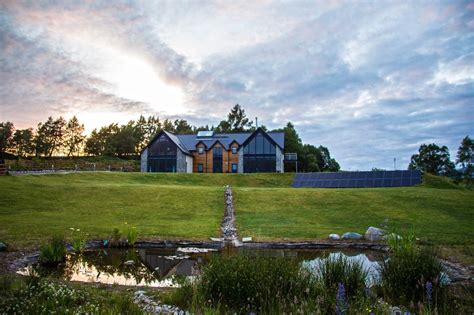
18 247 384 288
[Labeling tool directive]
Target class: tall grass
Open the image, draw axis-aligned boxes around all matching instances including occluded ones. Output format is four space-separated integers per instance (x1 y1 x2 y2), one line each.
170 254 379 314
39 236 66 265
317 254 369 298
194 255 316 313
379 234 445 306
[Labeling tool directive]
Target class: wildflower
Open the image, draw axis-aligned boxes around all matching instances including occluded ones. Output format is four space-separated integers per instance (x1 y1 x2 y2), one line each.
364 286 370 297
336 283 347 315
426 281 433 305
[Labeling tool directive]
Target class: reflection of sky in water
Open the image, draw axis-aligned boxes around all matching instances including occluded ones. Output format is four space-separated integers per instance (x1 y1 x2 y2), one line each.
17 249 385 288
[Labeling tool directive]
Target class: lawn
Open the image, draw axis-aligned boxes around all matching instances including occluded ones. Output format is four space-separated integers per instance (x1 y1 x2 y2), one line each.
235 185 474 245
0 173 226 246
0 172 472 248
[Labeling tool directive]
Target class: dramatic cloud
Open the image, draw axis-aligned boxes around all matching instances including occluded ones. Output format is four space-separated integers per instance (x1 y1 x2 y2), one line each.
0 0 473 169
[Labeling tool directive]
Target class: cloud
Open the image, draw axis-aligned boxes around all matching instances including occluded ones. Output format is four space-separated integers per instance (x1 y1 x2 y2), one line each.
0 0 473 170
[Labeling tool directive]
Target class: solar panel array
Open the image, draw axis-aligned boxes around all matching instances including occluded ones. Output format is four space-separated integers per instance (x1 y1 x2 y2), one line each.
292 170 422 188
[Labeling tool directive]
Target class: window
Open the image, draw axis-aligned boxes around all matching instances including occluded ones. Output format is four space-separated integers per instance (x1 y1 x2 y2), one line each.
213 146 223 173
243 131 277 173
198 163 203 173
231 163 238 173
198 147 204 154
231 146 238 154
147 135 177 172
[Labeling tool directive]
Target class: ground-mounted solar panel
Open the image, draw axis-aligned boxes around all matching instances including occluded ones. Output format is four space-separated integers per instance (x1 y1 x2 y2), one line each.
292 170 422 188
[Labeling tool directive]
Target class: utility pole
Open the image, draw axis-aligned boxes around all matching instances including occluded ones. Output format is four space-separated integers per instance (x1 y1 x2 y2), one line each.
394 158 396 170
255 117 258 128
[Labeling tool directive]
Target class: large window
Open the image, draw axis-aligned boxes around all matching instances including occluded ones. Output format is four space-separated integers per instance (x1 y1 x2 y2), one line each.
243 132 276 173
147 135 177 172
213 146 222 173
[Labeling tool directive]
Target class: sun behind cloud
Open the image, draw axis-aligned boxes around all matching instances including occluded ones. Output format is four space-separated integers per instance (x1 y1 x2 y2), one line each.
97 50 186 116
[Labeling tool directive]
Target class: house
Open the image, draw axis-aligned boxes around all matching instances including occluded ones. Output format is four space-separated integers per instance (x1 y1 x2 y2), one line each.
140 128 285 173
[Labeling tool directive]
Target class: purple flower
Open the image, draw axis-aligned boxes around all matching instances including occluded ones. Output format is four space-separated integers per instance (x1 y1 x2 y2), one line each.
364 286 370 297
336 282 347 315
426 281 433 305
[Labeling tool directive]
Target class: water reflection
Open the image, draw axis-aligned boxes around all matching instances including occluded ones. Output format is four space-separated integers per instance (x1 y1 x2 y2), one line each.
18 248 383 288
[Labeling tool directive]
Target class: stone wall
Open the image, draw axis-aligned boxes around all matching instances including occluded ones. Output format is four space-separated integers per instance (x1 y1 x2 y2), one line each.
276 146 284 173
140 148 148 172
176 150 187 173
237 149 244 173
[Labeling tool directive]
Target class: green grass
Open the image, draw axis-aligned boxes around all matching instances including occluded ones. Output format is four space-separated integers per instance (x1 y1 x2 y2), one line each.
0 172 472 248
0 173 227 246
234 186 474 245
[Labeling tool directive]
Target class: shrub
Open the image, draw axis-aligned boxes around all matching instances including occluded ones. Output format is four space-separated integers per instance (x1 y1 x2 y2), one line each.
379 234 445 306
39 236 66 265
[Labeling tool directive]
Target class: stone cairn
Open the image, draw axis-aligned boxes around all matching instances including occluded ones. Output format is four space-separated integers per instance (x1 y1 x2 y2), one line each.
221 185 242 247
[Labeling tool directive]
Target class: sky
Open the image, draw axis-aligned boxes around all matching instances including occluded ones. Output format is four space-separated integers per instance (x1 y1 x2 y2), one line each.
0 0 473 170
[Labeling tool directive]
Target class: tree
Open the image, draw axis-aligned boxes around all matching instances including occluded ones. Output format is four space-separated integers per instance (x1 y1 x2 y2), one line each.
85 123 138 157
173 119 194 134
299 144 341 172
456 136 473 187
216 104 253 132
0 122 14 162
0 122 14 159
64 116 85 157
34 117 67 157
408 143 455 176
272 122 303 172
12 128 34 157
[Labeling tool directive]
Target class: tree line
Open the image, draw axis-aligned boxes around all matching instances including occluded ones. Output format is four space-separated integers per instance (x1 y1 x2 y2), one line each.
408 137 473 185
0 105 340 172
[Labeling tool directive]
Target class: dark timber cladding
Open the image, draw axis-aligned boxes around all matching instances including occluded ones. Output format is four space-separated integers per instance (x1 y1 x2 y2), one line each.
292 170 422 188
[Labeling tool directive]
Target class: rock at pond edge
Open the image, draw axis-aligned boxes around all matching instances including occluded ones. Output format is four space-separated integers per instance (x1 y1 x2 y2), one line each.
328 234 340 240
365 226 386 241
341 232 363 240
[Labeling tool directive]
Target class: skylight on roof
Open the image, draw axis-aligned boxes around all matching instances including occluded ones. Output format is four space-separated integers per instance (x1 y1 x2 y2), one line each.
197 131 214 138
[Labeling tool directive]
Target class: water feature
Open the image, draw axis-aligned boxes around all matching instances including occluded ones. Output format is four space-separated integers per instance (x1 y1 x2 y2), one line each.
17 247 383 288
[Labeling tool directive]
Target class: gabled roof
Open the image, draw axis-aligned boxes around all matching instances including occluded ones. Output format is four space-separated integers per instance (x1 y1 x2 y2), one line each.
144 129 285 153
144 130 192 155
241 127 284 150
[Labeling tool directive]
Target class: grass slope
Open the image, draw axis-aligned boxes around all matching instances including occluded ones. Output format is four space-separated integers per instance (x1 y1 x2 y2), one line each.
0 172 472 248
0 173 226 246
235 186 474 245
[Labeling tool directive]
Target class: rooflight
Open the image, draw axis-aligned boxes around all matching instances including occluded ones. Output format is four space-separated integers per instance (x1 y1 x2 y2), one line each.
197 131 214 138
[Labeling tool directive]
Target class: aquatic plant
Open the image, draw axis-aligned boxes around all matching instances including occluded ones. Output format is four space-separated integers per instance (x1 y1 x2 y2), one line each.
317 254 368 298
195 255 315 313
378 233 444 305
69 227 85 253
126 226 138 245
112 227 121 241
39 236 66 265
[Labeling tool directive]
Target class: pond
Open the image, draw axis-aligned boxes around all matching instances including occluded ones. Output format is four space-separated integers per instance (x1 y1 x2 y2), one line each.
18 247 384 288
